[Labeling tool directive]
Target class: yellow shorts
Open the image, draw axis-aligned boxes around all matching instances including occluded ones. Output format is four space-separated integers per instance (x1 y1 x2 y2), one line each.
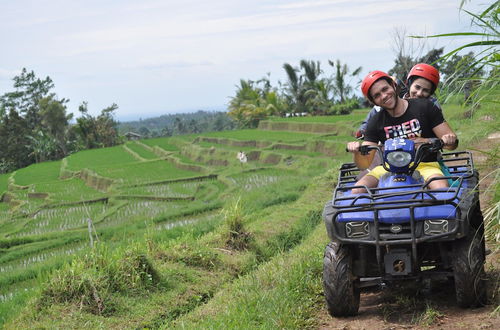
367 162 443 181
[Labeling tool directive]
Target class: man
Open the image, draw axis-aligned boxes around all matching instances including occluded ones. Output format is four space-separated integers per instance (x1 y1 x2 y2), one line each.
347 70 457 194
356 63 441 138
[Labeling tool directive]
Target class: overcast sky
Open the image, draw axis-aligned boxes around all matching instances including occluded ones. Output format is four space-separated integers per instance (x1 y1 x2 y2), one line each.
0 0 485 121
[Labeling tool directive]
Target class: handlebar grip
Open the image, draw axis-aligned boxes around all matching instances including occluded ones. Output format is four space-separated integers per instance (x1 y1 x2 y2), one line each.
358 145 371 156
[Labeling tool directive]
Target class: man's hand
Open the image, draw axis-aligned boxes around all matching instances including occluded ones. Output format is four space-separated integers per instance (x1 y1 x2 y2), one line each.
346 141 361 153
441 133 457 147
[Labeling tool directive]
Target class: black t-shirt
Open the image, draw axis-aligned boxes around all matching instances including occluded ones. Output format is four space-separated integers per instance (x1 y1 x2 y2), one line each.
364 98 445 162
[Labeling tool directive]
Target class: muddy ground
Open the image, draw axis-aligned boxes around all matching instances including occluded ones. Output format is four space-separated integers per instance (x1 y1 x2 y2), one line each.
316 132 500 329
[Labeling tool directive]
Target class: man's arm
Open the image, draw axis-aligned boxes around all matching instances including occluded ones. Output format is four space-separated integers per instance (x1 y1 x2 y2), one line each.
432 122 458 150
346 141 378 169
411 122 458 149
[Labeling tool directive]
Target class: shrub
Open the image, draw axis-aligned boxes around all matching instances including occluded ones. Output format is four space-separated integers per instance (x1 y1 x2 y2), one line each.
221 197 253 251
159 243 221 270
37 245 159 315
326 98 359 115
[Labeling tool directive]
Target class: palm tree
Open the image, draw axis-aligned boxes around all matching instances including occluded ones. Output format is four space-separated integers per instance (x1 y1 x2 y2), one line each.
27 130 57 163
329 59 362 103
282 62 304 113
228 79 283 128
283 60 326 113
300 60 322 86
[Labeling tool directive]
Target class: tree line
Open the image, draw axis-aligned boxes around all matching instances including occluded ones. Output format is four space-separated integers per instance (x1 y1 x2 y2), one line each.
228 42 490 128
0 68 120 173
228 59 362 128
118 111 236 139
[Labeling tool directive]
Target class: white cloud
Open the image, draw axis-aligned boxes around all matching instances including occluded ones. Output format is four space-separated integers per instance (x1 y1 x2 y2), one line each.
0 68 21 79
0 0 478 118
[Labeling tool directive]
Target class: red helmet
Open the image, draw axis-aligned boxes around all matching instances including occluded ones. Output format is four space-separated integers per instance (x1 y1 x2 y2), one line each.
361 70 392 100
407 63 439 88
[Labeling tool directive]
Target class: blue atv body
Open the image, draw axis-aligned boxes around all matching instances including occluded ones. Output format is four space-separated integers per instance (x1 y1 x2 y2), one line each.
322 139 486 317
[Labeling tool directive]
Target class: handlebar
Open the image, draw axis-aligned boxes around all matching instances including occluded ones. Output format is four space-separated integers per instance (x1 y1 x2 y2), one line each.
345 137 458 174
346 138 457 154
345 144 378 155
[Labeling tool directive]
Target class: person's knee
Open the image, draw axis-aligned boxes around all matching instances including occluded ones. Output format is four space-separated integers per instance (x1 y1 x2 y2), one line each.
426 174 449 189
352 175 378 193
352 187 367 194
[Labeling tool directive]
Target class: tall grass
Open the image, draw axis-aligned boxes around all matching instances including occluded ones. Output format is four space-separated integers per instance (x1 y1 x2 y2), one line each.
169 225 328 329
38 244 160 315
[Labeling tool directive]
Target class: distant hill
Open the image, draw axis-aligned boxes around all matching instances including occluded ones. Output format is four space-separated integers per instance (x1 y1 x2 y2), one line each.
117 110 236 138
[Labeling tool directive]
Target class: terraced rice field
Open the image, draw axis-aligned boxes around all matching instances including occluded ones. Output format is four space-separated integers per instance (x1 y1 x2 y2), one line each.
0 121 354 327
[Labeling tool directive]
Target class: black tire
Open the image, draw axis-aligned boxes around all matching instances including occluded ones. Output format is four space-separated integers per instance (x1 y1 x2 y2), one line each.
452 227 487 308
323 241 360 317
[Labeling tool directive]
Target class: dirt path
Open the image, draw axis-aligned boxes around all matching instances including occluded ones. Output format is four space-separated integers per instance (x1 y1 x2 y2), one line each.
316 132 500 329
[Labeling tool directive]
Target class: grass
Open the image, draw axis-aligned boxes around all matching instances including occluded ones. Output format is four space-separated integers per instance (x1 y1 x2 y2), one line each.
139 137 180 152
168 225 328 329
125 141 159 160
119 181 201 198
199 129 317 142
13 160 61 185
264 109 369 123
65 145 138 171
0 173 10 194
95 159 201 184
34 178 106 202
442 94 498 146
0 100 498 328
12 202 108 237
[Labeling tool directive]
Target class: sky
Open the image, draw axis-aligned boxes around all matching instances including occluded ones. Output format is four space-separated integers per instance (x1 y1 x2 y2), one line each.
0 0 486 121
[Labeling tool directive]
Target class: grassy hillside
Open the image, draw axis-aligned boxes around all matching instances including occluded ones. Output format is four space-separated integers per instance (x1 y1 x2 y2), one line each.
0 101 498 328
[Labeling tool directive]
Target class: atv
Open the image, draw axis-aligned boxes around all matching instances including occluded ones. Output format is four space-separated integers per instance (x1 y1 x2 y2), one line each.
322 138 486 317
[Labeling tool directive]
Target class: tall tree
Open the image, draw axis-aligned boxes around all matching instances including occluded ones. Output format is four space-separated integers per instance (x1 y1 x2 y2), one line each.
0 109 32 171
282 63 307 113
227 78 282 128
0 68 67 130
39 96 73 157
282 60 326 114
329 59 362 103
173 117 186 134
75 102 120 149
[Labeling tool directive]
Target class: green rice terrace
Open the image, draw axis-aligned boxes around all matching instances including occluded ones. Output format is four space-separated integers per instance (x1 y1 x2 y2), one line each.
0 106 498 329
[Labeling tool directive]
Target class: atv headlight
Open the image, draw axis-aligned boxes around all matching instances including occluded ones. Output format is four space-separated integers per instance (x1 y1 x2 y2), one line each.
424 219 449 235
386 151 412 168
346 221 369 238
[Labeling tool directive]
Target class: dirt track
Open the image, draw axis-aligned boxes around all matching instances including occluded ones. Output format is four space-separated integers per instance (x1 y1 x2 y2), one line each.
316 132 500 329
